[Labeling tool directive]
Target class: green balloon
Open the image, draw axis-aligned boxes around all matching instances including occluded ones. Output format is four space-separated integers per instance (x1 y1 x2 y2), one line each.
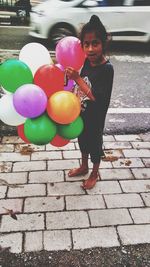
58 116 84 140
24 114 57 145
0 59 33 93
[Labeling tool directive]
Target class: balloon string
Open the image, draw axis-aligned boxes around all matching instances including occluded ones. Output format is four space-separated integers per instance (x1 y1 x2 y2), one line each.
64 70 68 86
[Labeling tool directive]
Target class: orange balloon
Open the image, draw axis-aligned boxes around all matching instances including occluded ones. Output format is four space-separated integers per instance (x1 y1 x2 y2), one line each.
50 134 70 147
47 91 81 124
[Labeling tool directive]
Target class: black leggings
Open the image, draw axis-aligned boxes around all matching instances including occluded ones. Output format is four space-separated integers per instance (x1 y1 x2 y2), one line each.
78 102 104 164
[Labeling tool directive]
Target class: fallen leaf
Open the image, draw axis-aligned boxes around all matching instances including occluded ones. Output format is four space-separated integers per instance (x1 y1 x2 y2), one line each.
125 160 132 166
3 207 18 220
20 145 34 155
104 150 113 155
102 155 119 162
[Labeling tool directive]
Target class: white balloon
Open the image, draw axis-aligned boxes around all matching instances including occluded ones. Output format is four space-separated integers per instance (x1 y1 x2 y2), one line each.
0 94 26 126
19 42 53 75
1 86 11 95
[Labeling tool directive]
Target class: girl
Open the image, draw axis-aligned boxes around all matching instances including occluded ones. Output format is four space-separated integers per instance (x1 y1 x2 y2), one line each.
66 15 114 190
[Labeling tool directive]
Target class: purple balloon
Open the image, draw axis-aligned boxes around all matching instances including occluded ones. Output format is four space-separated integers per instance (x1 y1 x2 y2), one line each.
55 63 74 91
13 84 47 118
64 79 74 91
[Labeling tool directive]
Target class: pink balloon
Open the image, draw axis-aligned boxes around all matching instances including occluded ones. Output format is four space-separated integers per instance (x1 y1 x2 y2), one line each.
55 63 74 91
13 84 47 118
56 37 85 70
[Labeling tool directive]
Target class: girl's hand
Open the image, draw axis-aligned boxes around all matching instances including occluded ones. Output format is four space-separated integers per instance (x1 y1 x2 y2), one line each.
65 67 80 82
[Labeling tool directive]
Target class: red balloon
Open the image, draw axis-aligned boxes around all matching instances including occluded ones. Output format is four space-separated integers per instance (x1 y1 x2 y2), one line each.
34 64 64 97
17 124 30 144
50 134 70 147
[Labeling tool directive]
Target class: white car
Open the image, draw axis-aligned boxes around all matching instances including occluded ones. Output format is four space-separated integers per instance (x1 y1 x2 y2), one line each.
29 0 150 46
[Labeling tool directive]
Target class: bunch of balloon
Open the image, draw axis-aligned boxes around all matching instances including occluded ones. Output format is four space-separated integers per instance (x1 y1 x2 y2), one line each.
0 37 85 147
47 36 85 146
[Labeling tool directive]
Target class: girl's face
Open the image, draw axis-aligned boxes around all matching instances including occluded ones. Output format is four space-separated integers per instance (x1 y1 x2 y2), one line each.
82 32 103 65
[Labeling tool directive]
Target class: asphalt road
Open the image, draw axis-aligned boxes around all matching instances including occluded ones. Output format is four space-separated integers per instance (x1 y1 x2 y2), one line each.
0 26 150 135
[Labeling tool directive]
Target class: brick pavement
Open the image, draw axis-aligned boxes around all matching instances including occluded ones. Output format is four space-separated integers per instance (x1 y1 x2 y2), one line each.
0 133 150 253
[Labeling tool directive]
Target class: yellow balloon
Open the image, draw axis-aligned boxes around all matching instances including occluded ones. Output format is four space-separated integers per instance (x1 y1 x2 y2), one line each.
47 91 81 124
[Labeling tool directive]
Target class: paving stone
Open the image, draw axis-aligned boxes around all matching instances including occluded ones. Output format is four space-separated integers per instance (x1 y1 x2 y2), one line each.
0 144 14 152
142 158 150 167
47 182 84 196
131 142 150 149
2 136 24 144
0 162 12 173
25 231 43 252
89 160 112 169
46 211 89 230
86 181 122 195
112 158 144 168
62 150 81 159
31 151 62 160
120 180 150 193
114 135 141 141
24 196 64 212
48 159 79 170
28 170 64 183
89 209 133 226
0 233 22 253
140 133 150 141
104 193 144 208
131 168 150 179
104 142 132 150
0 186 7 198
0 198 23 214
72 227 120 249
75 143 80 150
8 184 46 198
0 172 27 184
0 152 30 162
141 193 150 206
123 149 150 158
13 161 46 172
66 195 105 210
44 230 72 251
118 224 150 245
0 132 150 252
0 213 44 232
130 208 150 224
99 169 133 180
46 142 75 151
103 135 115 141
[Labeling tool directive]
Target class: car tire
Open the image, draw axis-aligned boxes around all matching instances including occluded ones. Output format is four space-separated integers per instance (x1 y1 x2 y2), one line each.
49 24 76 48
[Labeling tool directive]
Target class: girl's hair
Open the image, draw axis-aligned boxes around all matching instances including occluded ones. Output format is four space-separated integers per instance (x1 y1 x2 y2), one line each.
80 15 110 54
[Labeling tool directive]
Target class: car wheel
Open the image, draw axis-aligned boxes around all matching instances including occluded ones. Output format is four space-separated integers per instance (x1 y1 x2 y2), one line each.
49 24 76 48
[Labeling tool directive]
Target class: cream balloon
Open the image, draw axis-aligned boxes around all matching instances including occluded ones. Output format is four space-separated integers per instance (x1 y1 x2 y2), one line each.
19 43 53 75
0 94 26 126
1 86 11 95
